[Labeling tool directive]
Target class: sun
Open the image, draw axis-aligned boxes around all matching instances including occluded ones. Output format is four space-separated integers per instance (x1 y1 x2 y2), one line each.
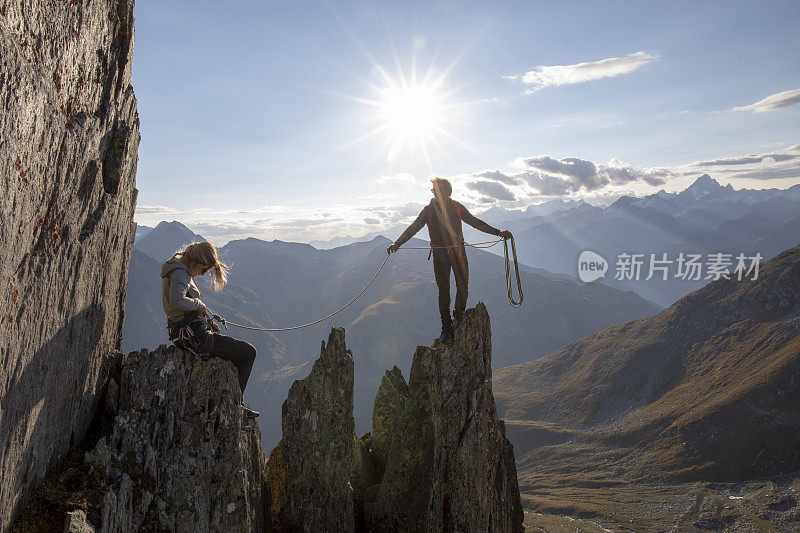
320 49 472 170
377 81 445 160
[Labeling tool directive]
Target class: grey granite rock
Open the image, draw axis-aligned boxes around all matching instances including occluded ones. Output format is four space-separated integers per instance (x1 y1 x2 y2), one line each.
267 328 356 532
361 303 524 532
370 366 409 465
64 509 95 533
0 0 139 528
84 345 268 532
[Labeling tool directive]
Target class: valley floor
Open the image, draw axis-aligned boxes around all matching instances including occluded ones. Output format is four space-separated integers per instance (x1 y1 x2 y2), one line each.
522 473 800 532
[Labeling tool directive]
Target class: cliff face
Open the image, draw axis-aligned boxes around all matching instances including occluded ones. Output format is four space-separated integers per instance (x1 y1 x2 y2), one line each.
0 1 139 528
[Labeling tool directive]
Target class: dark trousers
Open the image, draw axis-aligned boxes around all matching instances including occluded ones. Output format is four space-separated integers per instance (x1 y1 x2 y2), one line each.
209 334 257 394
432 247 469 329
175 318 257 394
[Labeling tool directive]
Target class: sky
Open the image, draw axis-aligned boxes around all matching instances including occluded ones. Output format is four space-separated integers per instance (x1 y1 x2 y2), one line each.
132 0 800 244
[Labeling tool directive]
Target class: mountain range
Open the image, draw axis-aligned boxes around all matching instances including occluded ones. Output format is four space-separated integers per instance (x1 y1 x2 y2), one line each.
313 176 800 307
473 176 800 306
124 223 660 448
494 243 800 527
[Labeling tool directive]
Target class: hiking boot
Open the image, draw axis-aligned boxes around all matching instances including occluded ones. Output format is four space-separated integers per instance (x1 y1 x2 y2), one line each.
437 324 453 343
242 404 260 418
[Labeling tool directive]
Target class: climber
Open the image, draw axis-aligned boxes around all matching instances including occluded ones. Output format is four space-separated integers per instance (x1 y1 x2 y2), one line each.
161 241 260 418
387 178 512 342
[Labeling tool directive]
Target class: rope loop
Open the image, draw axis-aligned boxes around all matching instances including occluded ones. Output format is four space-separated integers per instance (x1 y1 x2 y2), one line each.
503 236 524 308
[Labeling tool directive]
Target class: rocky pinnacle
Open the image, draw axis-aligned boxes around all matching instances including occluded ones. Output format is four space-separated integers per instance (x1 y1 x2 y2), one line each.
268 304 524 532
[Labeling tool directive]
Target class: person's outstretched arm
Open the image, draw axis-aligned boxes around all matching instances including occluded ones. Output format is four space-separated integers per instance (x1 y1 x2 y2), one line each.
388 205 429 253
456 201 512 238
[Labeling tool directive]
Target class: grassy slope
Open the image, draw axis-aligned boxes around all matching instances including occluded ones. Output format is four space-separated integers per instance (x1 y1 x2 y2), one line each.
495 245 800 528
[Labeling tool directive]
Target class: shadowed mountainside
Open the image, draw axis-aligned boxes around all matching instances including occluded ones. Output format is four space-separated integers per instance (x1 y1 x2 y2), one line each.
494 243 800 528
133 220 204 262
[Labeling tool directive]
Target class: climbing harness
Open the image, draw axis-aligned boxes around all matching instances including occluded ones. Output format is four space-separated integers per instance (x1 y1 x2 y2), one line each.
168 314 213 359
213 236 523 333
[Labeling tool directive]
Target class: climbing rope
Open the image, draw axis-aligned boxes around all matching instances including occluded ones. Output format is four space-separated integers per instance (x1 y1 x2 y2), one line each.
503 236 523 307
216 254 390 332
213 237 523 332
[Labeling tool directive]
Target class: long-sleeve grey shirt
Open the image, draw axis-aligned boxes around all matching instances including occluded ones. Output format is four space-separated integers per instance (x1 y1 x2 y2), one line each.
161 257 203 321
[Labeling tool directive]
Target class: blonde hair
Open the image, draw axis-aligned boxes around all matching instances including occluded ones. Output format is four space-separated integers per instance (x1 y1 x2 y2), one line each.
175 241 230 290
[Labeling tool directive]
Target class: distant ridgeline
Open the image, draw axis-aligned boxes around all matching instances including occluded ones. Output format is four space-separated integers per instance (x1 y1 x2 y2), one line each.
466 175 800 306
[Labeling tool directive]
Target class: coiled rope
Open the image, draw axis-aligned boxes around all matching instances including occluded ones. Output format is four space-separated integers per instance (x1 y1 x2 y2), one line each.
503 236 523 307
214 236 523 332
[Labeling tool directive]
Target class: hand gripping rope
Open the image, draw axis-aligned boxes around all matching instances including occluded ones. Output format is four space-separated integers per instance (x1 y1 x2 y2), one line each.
211 236 523 332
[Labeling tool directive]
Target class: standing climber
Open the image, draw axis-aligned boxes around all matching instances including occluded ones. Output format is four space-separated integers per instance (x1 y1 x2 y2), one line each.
161 241 260 417
387 178 512 341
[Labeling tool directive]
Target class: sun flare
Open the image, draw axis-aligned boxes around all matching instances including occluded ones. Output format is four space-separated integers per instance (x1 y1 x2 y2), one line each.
377 82 445 160
324 50 472 170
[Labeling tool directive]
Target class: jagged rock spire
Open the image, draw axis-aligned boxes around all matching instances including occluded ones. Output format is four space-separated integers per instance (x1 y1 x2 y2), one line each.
356 303 524 532
267 327 357 532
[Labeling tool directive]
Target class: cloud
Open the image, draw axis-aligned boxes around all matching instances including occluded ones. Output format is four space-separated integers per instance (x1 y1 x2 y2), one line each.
684 145 800 181
375 172 418 185
733 89 800 112
476 170 522 186
506 51 657 93
603 158 669 187
690 146 800 166
520 173 573 196
397 202 425 216
466 181 517 202
722 165 800 180
135 205 178 215
518 155 672 194
523 156 602 187
135 143 797 245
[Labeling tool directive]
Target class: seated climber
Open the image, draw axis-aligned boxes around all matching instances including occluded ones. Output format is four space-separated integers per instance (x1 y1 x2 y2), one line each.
387 178 512 342
161 241 259 417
